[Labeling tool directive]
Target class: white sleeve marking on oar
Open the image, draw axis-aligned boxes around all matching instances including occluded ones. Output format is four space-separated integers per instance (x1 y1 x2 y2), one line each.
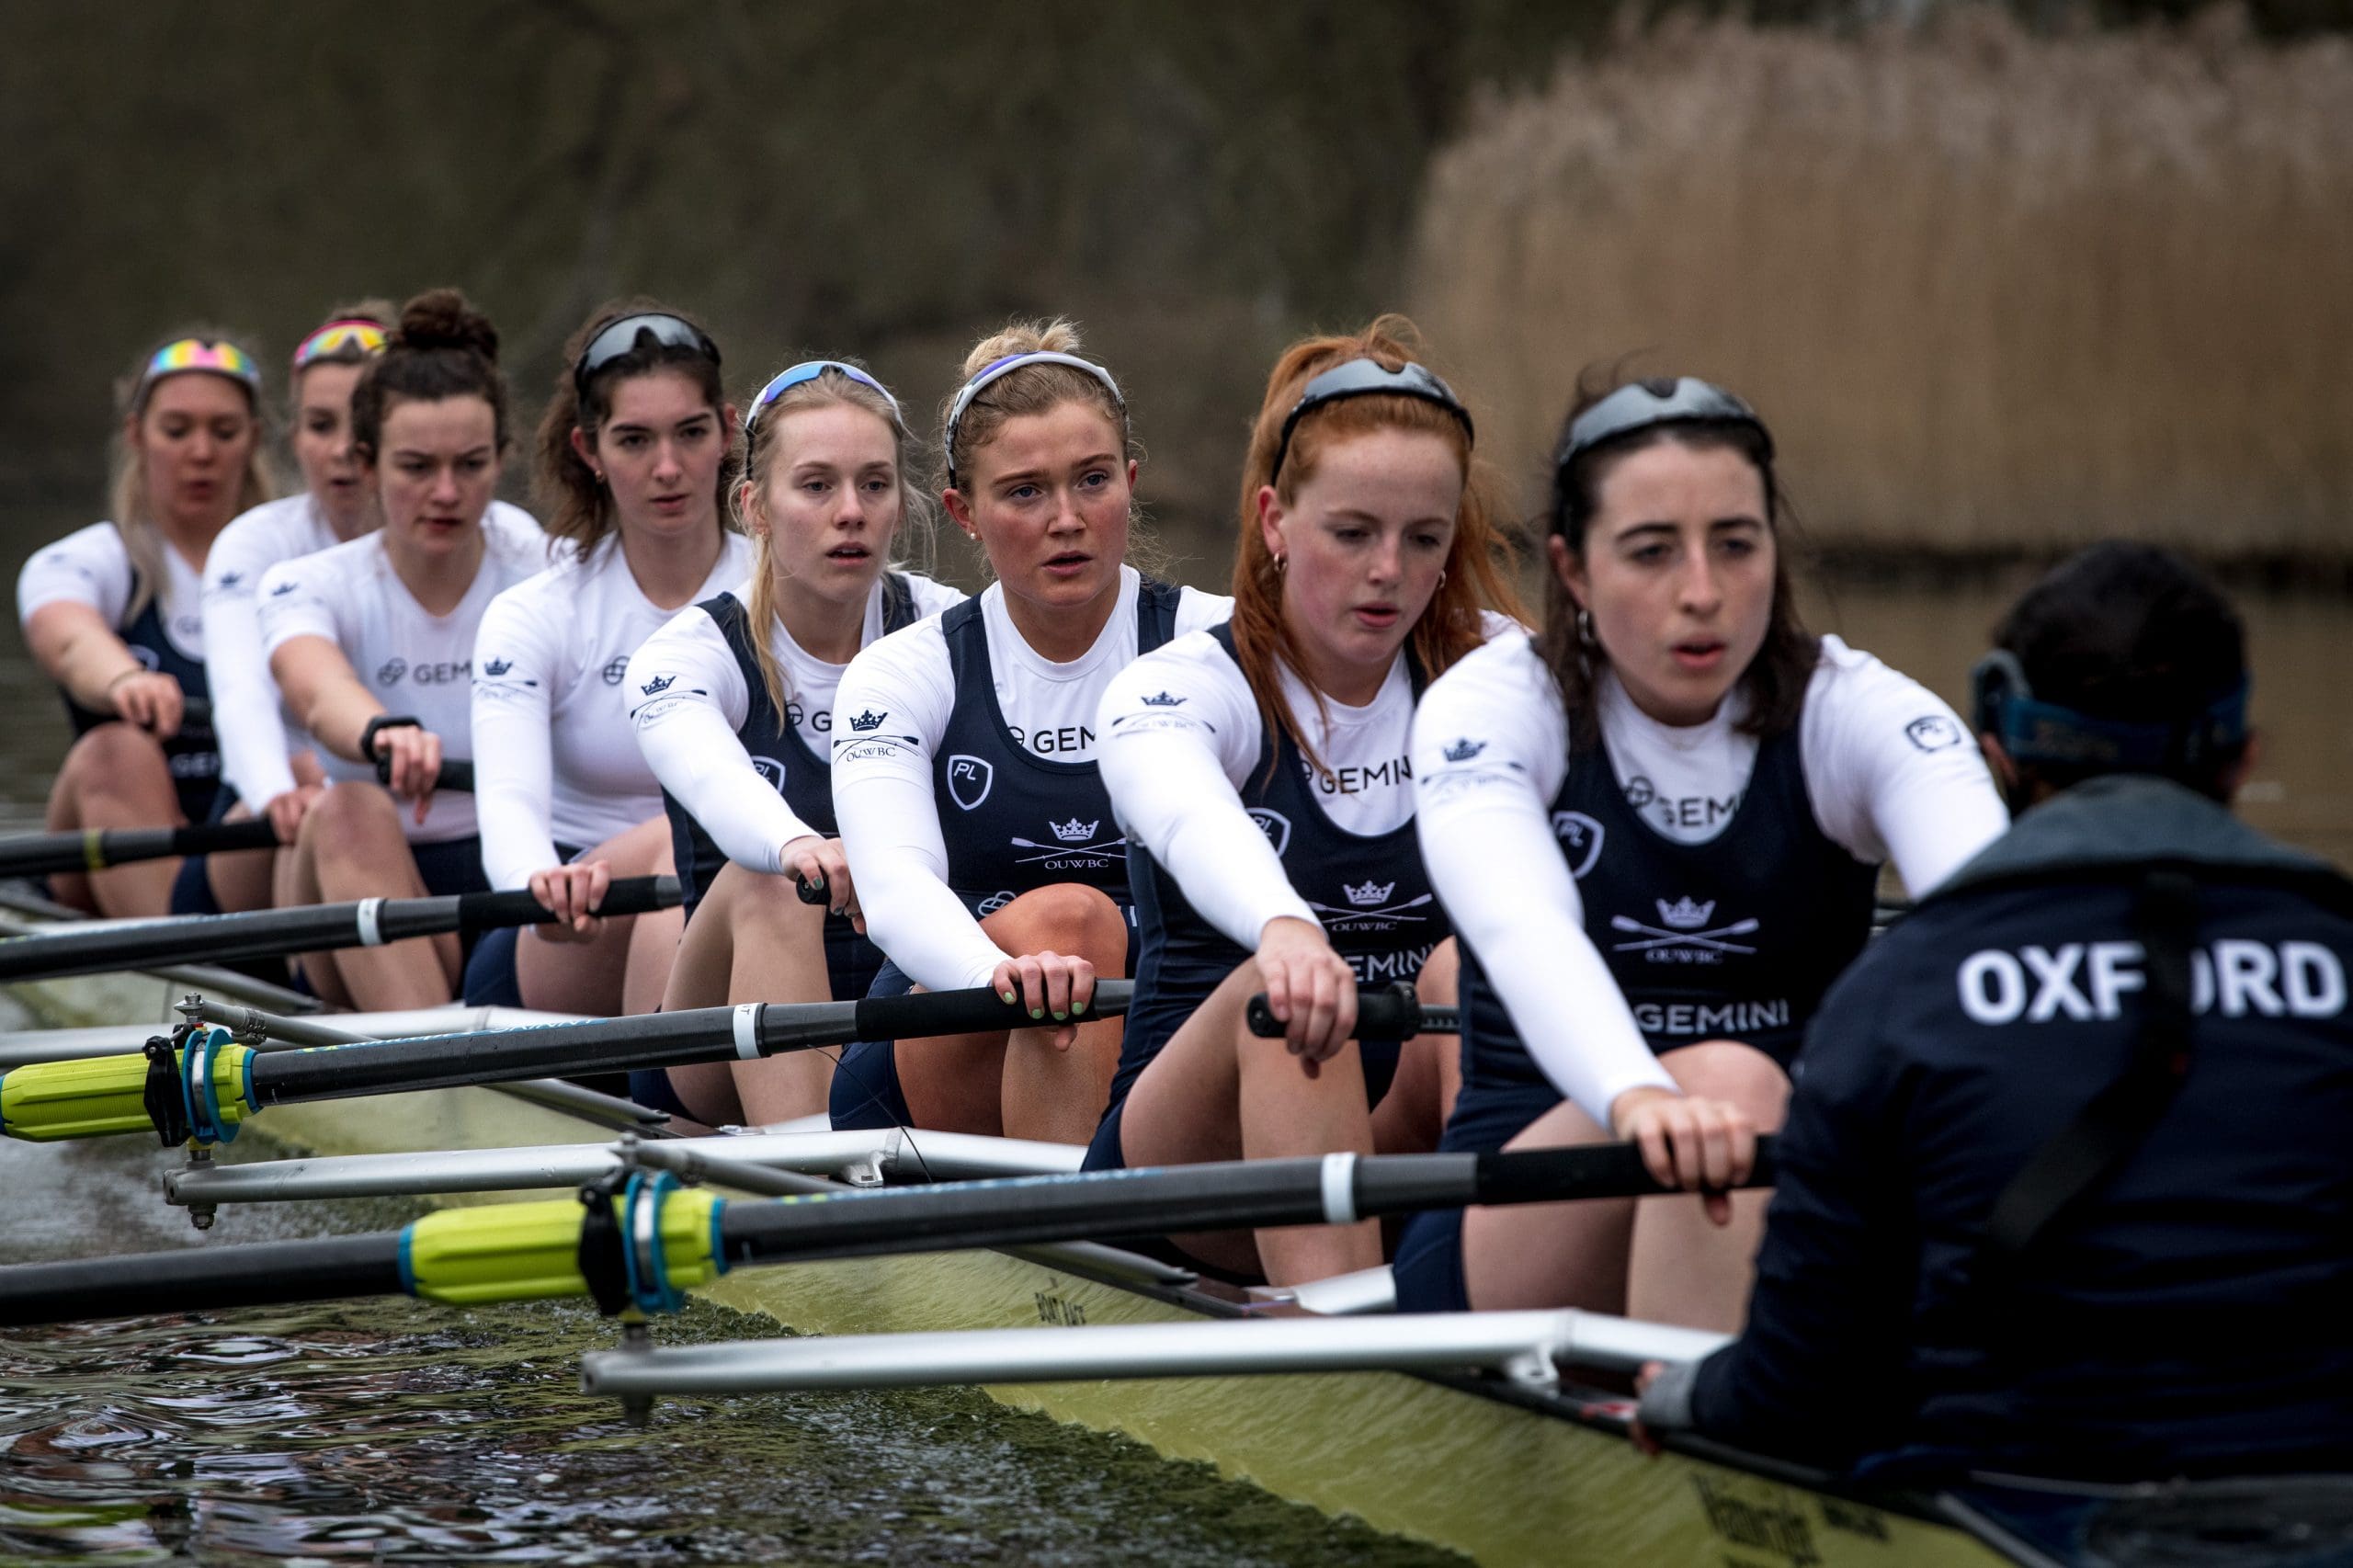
733 1004 761 1061
1319 1152 1359 1225
356 898 388 947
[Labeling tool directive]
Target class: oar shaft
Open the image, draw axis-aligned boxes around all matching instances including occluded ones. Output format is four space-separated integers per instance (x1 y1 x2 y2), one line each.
713 1141 1778 1268
251 981 1136 1105
0 1233 406 1326
0 875 679 983
0 817 280 879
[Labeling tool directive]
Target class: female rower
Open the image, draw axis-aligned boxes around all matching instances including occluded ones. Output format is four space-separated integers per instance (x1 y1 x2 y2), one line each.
462 304 753 1017
826 320 1231 1144
627 359 962 1124
256 290 545 1011
1392 376 2007 1330
1086 319 1523 1286
196 305 540 920
17 333 275 915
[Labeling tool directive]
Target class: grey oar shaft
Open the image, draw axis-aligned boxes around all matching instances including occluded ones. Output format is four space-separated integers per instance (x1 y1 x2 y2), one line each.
580 1311 1731 1397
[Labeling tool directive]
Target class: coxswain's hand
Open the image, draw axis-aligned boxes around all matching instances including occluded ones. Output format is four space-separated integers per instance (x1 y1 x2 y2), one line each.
373 725 442 825
108 669 184 737
529 859 611 940
990 949 1097 1050
1608 1085 1756 1226
263 784 324 844
1253 915 1357 1076
780 835 858 921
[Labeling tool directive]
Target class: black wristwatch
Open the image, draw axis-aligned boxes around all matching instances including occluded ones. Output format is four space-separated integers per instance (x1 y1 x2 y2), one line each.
359 713 422 757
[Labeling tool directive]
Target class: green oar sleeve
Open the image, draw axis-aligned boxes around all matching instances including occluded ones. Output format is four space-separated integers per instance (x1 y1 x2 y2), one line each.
0 1040 256 1142
399 1188 724 1305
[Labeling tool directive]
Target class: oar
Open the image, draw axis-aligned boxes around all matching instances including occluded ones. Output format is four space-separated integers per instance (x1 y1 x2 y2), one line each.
0 818 281 881
0 874 680 986
0 979 1132 1144
0 1138 1775 1325
374 754 473 793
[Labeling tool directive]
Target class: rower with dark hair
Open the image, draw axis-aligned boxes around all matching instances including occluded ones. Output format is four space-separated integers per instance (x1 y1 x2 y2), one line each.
1395 375 2007 1329
1640 540 2353 1483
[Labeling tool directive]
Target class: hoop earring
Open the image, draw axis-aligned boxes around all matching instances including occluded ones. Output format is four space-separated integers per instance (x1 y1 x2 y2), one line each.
1272 551 1288 573
1437 568 1448 590
1576 608 1597 649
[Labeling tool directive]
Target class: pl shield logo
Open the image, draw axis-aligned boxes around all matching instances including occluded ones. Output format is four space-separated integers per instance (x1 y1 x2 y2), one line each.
1550 811 1606 879
752 756 787 793
947 755 994 812
1248 808 1292 857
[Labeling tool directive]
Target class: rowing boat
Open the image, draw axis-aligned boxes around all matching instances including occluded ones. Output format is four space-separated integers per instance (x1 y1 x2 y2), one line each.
0 920 2057 1568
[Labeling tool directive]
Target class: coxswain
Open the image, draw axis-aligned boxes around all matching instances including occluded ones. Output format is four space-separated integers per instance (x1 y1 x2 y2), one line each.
17 333 275 915
1083 319 1522 1284
825 320 1231 1143
256 289 545 1010
1394 375 2006 1328
627 358 961 1123
1640 540 2353 1483
462 304 753 1017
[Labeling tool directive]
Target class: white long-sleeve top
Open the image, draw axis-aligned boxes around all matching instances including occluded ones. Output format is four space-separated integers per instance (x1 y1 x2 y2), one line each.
626 571 965 873
204 496 538 808
469 532 752 887
1411 630 2008 1127
1095 613 1518 953
256 511 547 844
829 566 1231 992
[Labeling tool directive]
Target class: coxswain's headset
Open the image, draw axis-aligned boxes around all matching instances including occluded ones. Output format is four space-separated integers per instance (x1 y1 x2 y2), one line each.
1971 650 2249 776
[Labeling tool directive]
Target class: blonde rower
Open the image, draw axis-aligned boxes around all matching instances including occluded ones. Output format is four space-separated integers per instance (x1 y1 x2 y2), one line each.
628 359 961 1124
826 320 1231 1144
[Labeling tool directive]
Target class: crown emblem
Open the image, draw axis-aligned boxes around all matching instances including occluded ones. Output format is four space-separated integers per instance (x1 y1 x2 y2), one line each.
217 571 244 588
848 709 886 733
638 673 673 695
1141 690 1184 707
1442 737 1485 763
1050 817 1099 843
269 580 299 596
1657 897 1715 930
1344 879 1396 907
483 657 513 677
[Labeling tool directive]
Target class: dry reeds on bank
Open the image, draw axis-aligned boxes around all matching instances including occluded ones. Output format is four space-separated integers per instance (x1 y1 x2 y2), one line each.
1412 7 2353 566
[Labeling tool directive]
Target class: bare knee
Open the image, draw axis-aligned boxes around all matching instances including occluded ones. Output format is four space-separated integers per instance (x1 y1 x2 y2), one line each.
299 780 401 850
59 722 170 790
984 882 1126 964
1663 1040 1790 1129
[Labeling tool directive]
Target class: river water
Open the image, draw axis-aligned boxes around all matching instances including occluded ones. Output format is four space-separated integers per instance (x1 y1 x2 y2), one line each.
0 522 2345 1565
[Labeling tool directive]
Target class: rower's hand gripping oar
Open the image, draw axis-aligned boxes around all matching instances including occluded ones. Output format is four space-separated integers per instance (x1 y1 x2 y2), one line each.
0 1136 1777 1328
0 874 681 987
0 977 1131 1145
0 817 281 881
1245 980 1460 1041
374 752 474 794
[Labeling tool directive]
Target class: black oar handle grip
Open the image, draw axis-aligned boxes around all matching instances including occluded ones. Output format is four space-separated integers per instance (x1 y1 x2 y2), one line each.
796 873 828 905
373 753 475 793
1245 980 1423 1041
849 978 1134 1043
453 874 683 932
1470 1137 1779 1205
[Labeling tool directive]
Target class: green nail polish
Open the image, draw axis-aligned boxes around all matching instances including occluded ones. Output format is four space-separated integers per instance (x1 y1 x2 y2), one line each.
1002 991 1017 1004
1030 1007 1045 1020
1052 1009 1067 1021
1073 1000 1087 1016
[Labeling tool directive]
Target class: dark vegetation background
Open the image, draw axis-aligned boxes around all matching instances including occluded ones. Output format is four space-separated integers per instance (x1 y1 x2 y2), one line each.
4 0 2348 575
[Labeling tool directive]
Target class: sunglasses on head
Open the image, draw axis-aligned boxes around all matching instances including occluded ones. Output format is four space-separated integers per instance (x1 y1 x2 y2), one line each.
1268 357 1472 484
743 360 904 447
574 312 720 398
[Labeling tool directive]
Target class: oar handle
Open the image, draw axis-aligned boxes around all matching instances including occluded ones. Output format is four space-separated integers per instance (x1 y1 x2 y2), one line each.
1244 982 1455 1041
0 816 280 879
374 754 475 793
797 873 828 905
450 873 681 933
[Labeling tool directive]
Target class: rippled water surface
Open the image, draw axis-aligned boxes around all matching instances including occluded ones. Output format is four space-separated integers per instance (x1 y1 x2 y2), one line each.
0 1121 1455 1565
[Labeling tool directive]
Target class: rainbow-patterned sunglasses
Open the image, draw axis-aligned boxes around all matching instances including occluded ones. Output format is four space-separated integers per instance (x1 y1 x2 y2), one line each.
142 337 262 390
291 319 387 368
